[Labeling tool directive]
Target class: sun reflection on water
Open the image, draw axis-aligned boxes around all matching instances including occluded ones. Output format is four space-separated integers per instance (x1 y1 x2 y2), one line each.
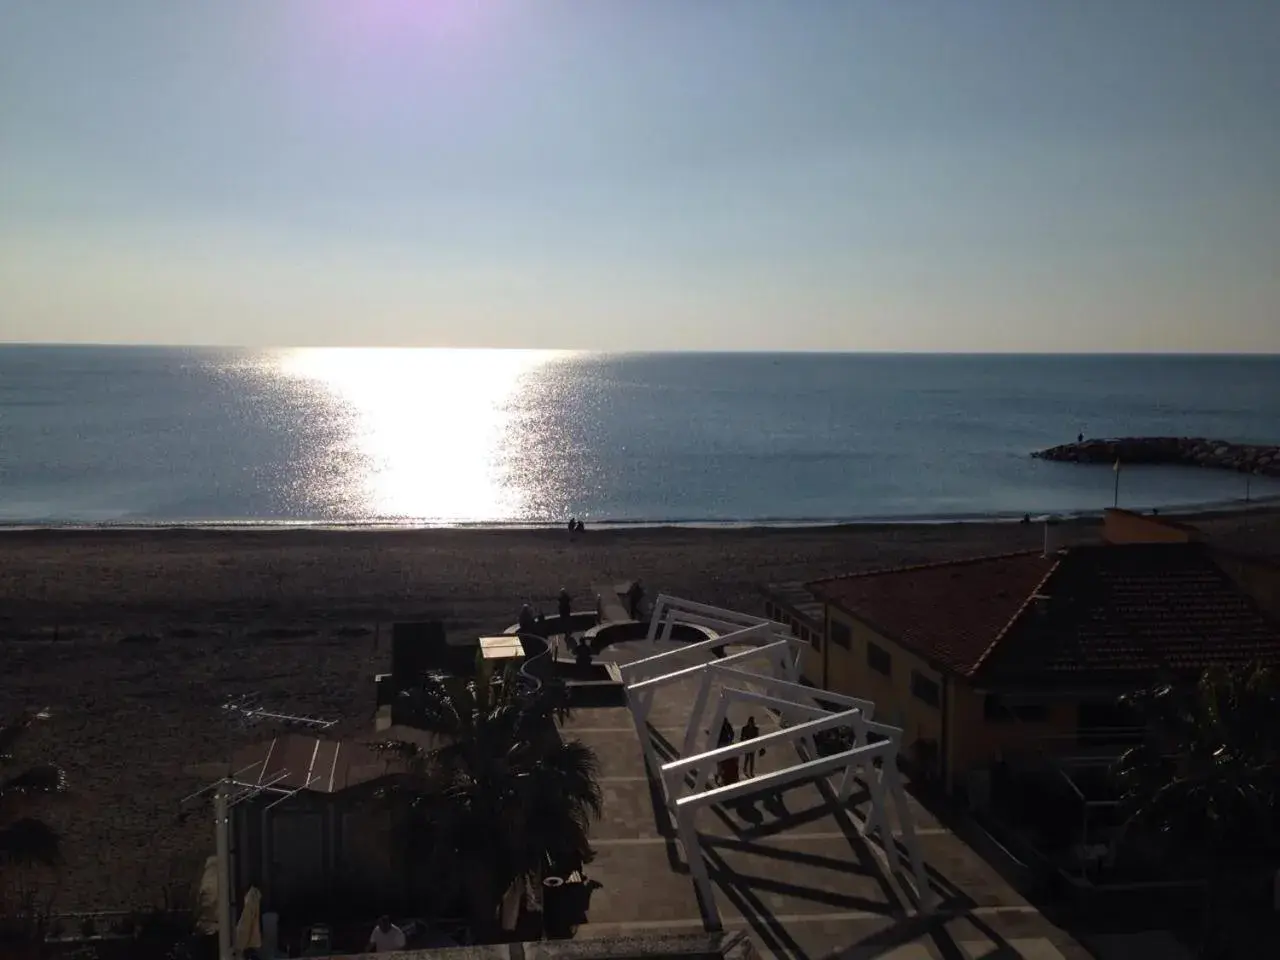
276 348 564 523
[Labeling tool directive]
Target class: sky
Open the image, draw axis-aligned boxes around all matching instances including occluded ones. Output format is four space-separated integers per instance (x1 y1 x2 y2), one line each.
1 1 1278 352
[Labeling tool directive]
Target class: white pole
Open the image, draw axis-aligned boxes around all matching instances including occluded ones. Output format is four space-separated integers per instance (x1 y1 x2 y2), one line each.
677 807 718 931
215 780 234 960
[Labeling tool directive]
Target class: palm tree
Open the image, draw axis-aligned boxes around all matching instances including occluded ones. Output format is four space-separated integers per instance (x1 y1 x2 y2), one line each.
384 664 602 939
1114 664 1280 953
0 712 65 868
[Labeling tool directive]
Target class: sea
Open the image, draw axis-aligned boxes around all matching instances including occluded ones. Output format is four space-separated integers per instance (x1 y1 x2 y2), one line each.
2 346 1279 527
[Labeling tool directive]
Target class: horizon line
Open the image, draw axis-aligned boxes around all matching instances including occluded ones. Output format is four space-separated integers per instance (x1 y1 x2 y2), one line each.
2 342 1279 358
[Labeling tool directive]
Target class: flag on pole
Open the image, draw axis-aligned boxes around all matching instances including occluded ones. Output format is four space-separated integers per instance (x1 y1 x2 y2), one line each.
1113 458 1121 473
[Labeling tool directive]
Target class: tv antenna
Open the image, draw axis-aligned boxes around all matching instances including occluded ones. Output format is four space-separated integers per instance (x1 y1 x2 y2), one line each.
182 758 325 960
189 697 338 960
221 695 337 732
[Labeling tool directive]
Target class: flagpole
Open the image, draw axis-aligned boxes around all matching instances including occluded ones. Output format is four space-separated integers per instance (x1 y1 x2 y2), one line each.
1113 459 1121 508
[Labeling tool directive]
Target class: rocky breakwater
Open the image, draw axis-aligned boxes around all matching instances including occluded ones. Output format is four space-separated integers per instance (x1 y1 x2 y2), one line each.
1033 437 1280 477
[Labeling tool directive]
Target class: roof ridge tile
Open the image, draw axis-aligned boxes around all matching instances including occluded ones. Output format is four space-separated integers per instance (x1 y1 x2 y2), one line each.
806 549 1045 591
967 556 1063 678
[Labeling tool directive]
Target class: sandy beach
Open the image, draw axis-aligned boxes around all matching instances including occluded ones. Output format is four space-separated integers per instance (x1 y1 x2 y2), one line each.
2 510 1276 913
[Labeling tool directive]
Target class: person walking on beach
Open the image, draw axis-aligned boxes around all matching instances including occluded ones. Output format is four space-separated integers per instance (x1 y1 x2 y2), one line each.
558 587 572 624
740 716 762 778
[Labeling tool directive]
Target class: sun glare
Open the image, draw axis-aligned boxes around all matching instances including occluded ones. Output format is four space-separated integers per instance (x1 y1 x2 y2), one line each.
277 348 562 523
322 0 495 46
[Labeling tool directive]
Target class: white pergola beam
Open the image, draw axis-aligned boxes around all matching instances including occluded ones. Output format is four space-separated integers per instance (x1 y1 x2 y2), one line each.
657 610 784 637
621 622 777 681
647 595 783 648
676 740 893 812
663 707 862 777
626 638 796 694
648 594 771 633
621 597 934 927
685 671 828 759
711 665 877 719
662 704 865 808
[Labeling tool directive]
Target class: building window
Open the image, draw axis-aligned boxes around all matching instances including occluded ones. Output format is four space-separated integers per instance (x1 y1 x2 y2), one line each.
805 627 821 651
866 641 891 676
910 670 940 708
829 619 852 650
983 695 1047 723
1077 699 1143 747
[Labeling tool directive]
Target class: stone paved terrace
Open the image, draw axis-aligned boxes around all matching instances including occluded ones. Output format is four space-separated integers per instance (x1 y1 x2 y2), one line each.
559 638 1095 960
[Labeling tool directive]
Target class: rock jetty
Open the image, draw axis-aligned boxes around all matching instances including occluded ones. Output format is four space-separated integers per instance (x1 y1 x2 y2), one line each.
1033 437 1280 477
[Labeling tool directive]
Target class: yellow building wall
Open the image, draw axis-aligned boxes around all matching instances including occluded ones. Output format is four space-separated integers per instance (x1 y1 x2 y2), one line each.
822 604 1080 791
823 607 944 755
945 683 1077 784
799 641 824 687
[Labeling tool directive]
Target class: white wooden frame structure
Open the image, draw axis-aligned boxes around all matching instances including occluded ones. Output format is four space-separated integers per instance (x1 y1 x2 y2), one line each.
622 596 933 929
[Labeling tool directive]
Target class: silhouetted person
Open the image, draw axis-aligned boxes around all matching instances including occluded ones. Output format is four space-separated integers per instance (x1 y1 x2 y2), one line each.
741 716 762 777
716 718 738 785
366 916 405 953
558 587 572 624
519 604 535 633
627 580 645 619
574 518 585 534
1077 432 1084 443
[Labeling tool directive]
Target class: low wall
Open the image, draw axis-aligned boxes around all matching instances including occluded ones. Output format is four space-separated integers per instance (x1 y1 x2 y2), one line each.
1033 437 1280 476
333 930 758 960
583 620 720 654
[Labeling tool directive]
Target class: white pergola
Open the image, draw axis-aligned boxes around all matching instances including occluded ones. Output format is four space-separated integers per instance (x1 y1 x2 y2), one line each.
621 595 934 929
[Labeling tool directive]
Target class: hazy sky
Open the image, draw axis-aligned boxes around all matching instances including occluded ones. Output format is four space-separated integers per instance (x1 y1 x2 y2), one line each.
2 1 1278 351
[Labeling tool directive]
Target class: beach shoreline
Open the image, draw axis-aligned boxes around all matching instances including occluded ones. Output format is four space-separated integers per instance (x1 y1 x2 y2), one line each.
3 490 1279 534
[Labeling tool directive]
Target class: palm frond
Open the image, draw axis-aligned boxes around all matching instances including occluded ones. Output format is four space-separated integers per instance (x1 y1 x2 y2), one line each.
1115 662 1280 860
393 674 466 738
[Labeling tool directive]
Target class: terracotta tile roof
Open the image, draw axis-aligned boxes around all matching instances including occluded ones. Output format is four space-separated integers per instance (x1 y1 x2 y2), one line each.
808 552 1059 675
1207 528 1280 566
979 543 1280 686
808 543 1280 686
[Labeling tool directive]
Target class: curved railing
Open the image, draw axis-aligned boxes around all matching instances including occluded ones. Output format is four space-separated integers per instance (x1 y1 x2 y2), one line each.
514 632 551 695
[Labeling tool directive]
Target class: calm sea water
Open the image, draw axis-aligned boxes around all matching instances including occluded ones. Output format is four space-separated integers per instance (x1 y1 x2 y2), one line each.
2 346 1279 526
